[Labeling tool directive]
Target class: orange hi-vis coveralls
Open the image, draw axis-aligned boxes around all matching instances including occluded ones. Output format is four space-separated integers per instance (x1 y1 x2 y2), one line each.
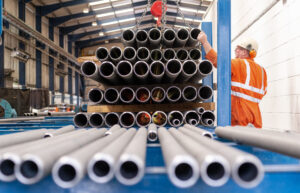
205 49 267 128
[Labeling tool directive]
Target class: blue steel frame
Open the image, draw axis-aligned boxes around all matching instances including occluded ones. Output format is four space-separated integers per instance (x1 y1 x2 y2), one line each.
0 0 3 88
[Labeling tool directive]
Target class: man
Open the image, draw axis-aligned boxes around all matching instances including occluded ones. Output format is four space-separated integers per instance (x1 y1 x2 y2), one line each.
197 32 267 128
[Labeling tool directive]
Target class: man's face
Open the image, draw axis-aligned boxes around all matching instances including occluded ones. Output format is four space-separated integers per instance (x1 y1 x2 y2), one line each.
235 46 248 59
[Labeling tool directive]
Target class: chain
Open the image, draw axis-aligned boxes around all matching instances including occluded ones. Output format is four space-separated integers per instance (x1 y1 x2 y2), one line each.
135 0 152 30
175 0 192 29
161 0 167 31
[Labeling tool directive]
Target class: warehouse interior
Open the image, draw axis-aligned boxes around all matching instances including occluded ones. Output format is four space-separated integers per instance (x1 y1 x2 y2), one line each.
0 0 300 192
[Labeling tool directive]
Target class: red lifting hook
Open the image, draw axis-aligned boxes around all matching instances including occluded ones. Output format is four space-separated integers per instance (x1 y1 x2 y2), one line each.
151 0 167 27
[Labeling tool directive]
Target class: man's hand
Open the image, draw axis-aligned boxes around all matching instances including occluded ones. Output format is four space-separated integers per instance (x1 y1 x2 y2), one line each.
197 31 208 45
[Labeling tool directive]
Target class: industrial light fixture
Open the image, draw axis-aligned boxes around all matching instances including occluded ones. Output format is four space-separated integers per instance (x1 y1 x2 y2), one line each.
89 0 117 6
99 32 104 36
105 40 109 44
83 8 89 13
92 21 97 26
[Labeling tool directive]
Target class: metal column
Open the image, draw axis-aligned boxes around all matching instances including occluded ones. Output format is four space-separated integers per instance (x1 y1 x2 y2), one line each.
49 24 55 104
35 7 42 89
75 71 79 105
68 67 73 104
59 30 64 103
18 0 26 88
217 0 231 126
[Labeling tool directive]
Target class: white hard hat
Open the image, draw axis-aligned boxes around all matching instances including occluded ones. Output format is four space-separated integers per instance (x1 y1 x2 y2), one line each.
238 38 259 53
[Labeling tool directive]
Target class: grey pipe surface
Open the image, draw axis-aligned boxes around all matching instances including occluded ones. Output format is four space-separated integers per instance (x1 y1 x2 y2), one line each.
0 117 45 122
104 112 120 127
176 49 189 62
136 47 150 62
99 61 118 84
162 48 176 63
168 111 184 127
133 61 150 83
152 111 167 127
105 124 122 136
109 46 123 65
44 125 75 138
88 128 136 183
196 107 205 115
88 88 104 104
122 29 136 47
164 59 182 83
96 47 109 62
174 28 189 47
73 113 89 128
162 29 176 48
148 28 161 49
189 60 213 82
182 86 198 102
48 112 75 116
183 124 213 138
189 48 202 61
198 85 214 101
201 111 215 127
119 112 136 128
81 61 101 82
123 47 137 64
170 128 230 187
52 129 126 188
15 128 107 184
136 111 151 127
88 113 105 128
186 28 201 47
150 49 162 62
184 110 200 126
178 60 198 83
158 127 199 188
179 127 264 188
150 61 165 83
136 30 148 47
104 88 120 104
115 127 147 185
120 87 135 104
166 86 182 103
116 60 133 84
147 124 158 142
135 87 150 103
151 87 166 103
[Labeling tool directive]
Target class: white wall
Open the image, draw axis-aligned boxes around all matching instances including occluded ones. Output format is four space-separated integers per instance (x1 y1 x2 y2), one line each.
205 0 300 131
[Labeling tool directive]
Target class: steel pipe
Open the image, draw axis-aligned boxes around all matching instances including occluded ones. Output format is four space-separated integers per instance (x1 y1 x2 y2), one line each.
147 124 158 142
168 111 184 127
135 87 150 103
201 111 215 127
73 113 89 128
176 60 198 82
52 129 126 188
136 30 148 47
184 110 200 126
198 85 214 101
152 111 167 127
189 48 202 61
104 88 120 104
136 47 150 62
96 47 109 62
150 49 162 62
115 127 147 185
158 127 199 188
179 127 264 188
33 112 48 116
109 46 123 65
151 87 166 103
182 86 198 102
116 60 133 84
88 88 104 104
196 107 205 115
176 49 189 62
81 61 101 82
48 112 75 116
0 117 45 122
88 113 105 128
88 128 136 183
183 124 213 138
164 59 182 83
119 112 136 128
99 61 118 84
189 60 213 82
166 86 182 103
44 125 75 138
174 28 189 47
162 48 176 62
150 61 165 83
162 29 176 47
170 128 230 187
123 47 137 63
120 87 135 104
122 29 136 47
105 124 122 136
148 28 161 49
104 112 120 127
186 28 201 47
133 61 150 83
136 111 151 127
15 129 107 185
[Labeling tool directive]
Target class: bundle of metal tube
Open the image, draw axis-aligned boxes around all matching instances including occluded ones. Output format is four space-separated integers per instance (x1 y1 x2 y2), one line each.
174 28 189 47
136 47 150 62
215 126 300 159
123 47 137 63
95 47 109 62
162 49 176 62
133 61 149 84
162 29 176 48
105 112 120 127
81 61 101 82
198 85 214 101
52 128 126 188
150 49 162 62
152 111 167 127
151 87 166 103
176 60 197 82
136 30 148 47
158 127 199 188
179 127 264 188
148 28 161 49
119 112 136 128
201 111 215 127
168 111 184 127
88 113 105 128
88 88 104 104
44 125 75 138
147 124 158 142
186 28 201 47
189 60 213 83
109 47 122 65
189 48 202 61
99 61 118 85
116 60 133 84
135 87 150 103
73 113 89 128
136 111 151 127
104 88 119 104
122 29 136 47
120 87 135 104
164 59 182 83
184 110 200 126
105 124 122 136
176 49 189 62
166 86 181 103
182 86 198 102
150 61 165 83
